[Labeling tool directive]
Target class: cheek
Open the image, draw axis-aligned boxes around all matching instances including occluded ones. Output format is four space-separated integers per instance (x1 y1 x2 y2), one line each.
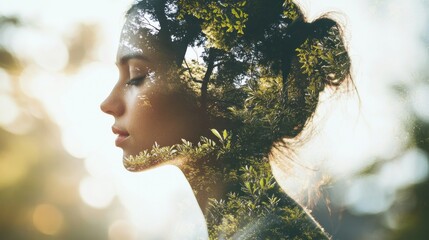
125 88 202 151
125 87 151 113
126 90 156 150
128 93 151 125
137 94 152 108
131 93 154 128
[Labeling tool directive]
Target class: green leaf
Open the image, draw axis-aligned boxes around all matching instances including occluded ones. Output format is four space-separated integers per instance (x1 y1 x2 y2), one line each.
259 178 265 188
223 130 228 139
231 8 239 18
211 129 223 140
244 181 252 191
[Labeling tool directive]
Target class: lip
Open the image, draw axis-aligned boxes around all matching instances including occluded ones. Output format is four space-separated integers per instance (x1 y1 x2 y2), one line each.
112 126 130 147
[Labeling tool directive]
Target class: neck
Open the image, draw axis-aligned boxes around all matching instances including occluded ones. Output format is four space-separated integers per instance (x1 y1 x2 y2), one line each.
170 153 271 216
169 157 232 215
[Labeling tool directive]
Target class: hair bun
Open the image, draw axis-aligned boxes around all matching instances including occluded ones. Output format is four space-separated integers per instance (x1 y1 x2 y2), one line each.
276 16 351 139
285 18 312 54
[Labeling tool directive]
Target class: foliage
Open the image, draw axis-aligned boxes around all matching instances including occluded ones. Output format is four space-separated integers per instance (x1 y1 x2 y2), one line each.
125 129 329 239
206 160 328 239
178 0 248 49
124 0 351 238
124 135 218 171
127 0 351 142
283 0 299 21
296 27 350 85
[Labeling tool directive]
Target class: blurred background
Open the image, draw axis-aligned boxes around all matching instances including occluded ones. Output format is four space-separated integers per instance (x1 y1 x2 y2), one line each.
0 0 428 239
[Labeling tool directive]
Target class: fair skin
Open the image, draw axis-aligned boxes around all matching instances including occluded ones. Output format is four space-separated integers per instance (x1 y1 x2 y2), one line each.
100 54 199 159
100 13 220 212
98 3 346 238
101 56 151 157
100 51 222 212
101 10 205 160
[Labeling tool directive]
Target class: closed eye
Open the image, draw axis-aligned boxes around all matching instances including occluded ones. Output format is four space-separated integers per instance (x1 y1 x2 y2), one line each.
126 75 147 87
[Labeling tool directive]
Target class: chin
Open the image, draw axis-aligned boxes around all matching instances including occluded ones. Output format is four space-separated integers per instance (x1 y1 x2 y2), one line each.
122 148 142 159
121 150 158 172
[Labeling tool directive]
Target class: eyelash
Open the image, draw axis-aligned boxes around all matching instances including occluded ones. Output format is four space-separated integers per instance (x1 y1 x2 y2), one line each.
126 75 147 87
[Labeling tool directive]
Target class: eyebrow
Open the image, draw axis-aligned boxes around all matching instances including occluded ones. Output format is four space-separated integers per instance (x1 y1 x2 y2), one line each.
116 53 150 66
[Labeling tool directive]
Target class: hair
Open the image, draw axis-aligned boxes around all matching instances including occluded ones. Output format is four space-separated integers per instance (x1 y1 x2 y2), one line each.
123 0 352 162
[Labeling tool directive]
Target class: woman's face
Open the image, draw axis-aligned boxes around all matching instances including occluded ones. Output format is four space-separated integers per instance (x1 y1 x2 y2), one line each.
100 12 202 159
100 55 153 158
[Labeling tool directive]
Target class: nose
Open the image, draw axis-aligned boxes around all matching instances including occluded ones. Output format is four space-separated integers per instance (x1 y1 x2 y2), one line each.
100 85 125 117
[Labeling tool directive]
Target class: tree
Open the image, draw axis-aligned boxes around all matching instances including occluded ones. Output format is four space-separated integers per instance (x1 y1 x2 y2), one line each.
123 0 352 239
126 0 350 142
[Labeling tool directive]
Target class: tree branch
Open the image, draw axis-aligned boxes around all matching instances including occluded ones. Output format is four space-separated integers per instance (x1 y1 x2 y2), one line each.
142 15 160 31
153 0 171 41
213 61 226 68
184 59 204 83
200 48 216 111
174 15 202 65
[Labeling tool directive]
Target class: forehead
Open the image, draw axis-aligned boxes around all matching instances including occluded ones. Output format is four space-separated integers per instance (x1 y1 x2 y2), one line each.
116 8 161 63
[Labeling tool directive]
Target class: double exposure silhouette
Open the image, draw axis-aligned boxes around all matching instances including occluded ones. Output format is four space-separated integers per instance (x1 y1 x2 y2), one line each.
100 0 351 238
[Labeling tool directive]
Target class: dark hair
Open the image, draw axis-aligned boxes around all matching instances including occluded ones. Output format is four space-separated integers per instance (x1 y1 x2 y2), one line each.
123 0 352 156
121 4 353 237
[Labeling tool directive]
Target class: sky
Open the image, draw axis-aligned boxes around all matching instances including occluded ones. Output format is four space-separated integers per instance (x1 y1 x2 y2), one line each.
1 0 428 239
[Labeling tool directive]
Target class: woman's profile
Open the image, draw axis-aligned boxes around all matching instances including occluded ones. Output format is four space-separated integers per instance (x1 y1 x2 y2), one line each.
100 0 351 239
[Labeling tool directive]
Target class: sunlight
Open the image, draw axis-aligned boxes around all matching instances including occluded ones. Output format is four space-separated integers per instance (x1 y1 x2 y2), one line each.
0 0 130 31
378 148 429 190
411 83 429 122
114 165 208 239
345 175 394 214
31 35 69 72
79 176 116 209
58 63 117 159
10 28 69 72
0 137 40 189
293 0 427 176
0 152 28 189
0 94 19 127
18 68 68 123
84 153 119 178
108 219 137 240
344 147 428 215
0 70 12 92
1 0 428 239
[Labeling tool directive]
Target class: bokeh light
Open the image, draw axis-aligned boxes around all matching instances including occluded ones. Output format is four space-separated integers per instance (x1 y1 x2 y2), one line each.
114 165 208 239
0 94 19 126
411 83 429 122
1 0 428 239
79 176 116 209
108 219 136 240
32 204 64 235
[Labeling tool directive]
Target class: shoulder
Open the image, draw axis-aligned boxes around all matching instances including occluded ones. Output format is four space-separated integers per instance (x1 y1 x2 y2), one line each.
233 212 330 240
207 162 330 239
230 189 330 240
